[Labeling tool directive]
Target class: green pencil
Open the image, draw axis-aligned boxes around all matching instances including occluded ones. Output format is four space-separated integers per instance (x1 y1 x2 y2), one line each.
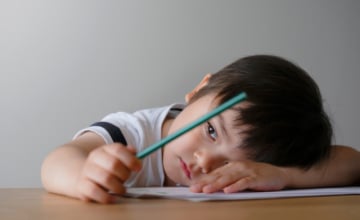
137 92 247 159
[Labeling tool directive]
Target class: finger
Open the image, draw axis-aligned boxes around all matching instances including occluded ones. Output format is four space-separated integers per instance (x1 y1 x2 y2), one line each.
189 184 203 193
189 175 217 193
190 163 239 193
202 175 237 193
127 145 138 154
190 172 225 193
83 162 125 195
78 178 117 204
89 148 132 182
104 144 142 171
223 176 256 193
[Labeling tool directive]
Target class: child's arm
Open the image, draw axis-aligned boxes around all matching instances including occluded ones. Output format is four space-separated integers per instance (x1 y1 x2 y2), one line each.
284 145 360 188
190 145 360 193
41 132 141 203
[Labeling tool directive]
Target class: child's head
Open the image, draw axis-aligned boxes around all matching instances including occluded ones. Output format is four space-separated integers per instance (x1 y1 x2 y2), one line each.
188 55 333 169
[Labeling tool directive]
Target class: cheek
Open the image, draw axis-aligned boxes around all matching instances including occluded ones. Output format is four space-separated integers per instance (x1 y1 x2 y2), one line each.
167 127 204 155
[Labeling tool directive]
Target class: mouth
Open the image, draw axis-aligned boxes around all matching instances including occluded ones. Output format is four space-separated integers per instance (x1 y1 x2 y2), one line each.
179 158 192 180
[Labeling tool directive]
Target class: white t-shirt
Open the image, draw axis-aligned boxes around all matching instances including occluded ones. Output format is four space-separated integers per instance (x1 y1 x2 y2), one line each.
73 104 184 187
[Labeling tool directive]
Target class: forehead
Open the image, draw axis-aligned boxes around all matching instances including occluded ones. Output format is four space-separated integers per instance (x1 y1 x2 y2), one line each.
190 93 248 120
218 105 248 139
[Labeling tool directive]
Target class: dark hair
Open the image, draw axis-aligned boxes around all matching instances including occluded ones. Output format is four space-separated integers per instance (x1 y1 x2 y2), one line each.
190 55 333 169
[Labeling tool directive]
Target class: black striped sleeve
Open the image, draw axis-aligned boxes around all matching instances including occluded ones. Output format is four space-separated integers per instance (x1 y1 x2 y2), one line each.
91 122 128 145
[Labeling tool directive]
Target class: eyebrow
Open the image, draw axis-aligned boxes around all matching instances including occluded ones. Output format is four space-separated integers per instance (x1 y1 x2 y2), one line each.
217 114 230 140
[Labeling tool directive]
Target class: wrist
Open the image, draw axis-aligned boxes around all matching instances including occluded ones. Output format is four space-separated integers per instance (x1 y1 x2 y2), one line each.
279 166 299 188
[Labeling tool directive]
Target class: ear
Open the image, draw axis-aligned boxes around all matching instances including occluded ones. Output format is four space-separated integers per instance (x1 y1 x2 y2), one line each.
185 74 212 103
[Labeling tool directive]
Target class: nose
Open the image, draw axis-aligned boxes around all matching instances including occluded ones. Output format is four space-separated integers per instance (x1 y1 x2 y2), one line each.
193 149 222 174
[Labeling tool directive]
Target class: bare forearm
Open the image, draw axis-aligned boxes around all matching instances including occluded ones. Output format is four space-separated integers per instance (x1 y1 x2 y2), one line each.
283 145 360 188
41 145 88 198
41 132 105 198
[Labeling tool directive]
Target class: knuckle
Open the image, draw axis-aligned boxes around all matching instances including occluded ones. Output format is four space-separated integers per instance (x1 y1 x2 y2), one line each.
87 183 99 196
121 170 130 180
243 176 254 185
101 172 114 186
78 179 112 204
109 144 125 155
108 157 121 171
112 183 126 195
127 158 140 169
83 163 97 179
88 149 101 160
107 159 130 180
79 180 98 199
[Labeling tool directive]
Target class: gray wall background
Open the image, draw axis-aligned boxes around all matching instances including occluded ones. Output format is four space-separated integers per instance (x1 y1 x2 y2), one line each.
0 0 359 187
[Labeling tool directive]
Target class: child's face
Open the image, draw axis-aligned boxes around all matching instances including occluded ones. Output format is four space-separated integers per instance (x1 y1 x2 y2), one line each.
162 93 248 186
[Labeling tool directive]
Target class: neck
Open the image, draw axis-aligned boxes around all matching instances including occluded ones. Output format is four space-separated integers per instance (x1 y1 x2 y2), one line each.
161 116 174 139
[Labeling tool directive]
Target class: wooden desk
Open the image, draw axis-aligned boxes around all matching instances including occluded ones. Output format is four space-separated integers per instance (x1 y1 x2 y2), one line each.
1 189 359 220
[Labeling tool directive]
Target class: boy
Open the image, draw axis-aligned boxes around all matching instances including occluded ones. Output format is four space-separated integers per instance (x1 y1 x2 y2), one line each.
41 55 360 203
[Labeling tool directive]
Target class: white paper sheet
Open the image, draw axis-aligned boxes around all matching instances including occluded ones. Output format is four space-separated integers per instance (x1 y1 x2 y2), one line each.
124 186 360 202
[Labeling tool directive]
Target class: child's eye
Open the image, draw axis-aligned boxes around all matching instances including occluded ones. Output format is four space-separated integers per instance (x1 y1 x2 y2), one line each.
206 121 218 141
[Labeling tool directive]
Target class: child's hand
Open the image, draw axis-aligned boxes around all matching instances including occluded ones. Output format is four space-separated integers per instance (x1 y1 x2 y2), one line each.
75 144 141 203
190 160 289 193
